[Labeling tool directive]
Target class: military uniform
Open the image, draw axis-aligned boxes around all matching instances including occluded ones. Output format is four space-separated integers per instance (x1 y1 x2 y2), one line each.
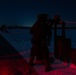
29 14 52 71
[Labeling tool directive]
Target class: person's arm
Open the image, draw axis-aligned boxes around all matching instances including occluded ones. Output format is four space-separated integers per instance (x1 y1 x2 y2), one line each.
30 23 36 34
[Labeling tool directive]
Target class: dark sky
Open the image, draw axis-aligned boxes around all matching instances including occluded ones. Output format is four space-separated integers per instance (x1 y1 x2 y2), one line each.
0 0 76 27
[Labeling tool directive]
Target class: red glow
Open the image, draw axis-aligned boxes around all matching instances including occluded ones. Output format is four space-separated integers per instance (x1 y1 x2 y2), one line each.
0 58 39 75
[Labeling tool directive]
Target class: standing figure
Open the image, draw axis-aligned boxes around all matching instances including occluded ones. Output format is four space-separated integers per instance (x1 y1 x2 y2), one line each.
29 13 53 72
36 18 54 62
1 24 8 32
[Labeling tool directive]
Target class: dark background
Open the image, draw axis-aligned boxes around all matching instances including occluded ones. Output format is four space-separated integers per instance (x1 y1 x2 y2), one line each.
0 0 76 27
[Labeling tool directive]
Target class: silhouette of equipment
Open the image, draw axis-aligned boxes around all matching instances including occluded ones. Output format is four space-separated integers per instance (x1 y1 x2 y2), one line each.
71 48 76 65
54 15 72 63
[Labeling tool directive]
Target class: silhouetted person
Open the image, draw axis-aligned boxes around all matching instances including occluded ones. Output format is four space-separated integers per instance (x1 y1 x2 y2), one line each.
36 18 54 61
1 24 8 32
29 13 53 72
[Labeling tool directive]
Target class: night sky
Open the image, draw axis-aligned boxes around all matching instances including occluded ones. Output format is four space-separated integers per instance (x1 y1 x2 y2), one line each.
0 0 76 27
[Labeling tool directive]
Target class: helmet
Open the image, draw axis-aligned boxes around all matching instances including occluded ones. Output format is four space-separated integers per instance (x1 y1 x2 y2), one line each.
54 15 61 24
54 15 60 20
37 13 49 20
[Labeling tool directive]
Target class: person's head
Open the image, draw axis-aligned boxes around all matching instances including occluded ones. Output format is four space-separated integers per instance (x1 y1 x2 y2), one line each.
37 13 49 22
54 15 60 20
54 15 61 24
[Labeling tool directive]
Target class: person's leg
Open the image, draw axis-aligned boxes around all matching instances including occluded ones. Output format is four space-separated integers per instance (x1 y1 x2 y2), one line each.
36 41 43 62
29 56 35 66
42 50 51 71
35 48 44 64
41 40 52 72
36 52 43 60
29 45 36 66
36 48 43 62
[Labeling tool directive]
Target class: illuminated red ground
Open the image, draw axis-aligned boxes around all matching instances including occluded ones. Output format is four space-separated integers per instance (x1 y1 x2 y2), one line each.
25 55 76 75
0 58 39 75
0 52 76 75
